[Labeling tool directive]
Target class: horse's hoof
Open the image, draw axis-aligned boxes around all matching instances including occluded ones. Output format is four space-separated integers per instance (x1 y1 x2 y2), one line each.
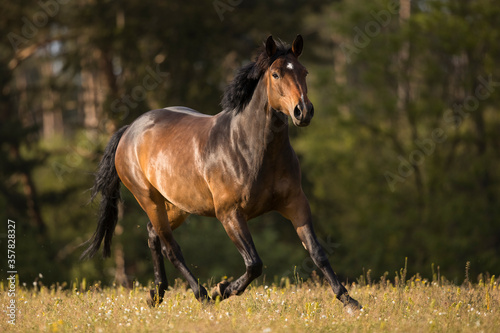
147 289 163 308
211 280 230 300
344 298 363 315
193 285 212 304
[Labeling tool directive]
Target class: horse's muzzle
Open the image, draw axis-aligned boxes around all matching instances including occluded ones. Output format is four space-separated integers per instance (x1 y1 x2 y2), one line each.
292 102 314 127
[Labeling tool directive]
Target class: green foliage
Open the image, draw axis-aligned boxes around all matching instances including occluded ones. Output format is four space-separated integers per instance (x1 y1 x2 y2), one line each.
295 0 500 280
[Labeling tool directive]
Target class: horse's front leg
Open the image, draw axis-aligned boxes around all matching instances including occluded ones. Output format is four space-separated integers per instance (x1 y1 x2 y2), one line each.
212 210 263 300
279 190 362 313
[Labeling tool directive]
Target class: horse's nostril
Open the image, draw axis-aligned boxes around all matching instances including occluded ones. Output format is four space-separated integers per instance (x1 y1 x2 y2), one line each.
294 105 302 119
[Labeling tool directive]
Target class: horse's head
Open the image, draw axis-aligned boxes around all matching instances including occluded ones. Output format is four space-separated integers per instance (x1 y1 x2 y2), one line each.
265 35 314 127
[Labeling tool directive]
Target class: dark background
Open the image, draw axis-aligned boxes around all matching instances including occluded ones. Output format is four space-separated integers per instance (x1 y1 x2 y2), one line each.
1 0 499 288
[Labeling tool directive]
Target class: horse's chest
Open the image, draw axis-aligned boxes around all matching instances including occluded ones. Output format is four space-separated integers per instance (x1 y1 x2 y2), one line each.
232 169 295 217
206 145 300 217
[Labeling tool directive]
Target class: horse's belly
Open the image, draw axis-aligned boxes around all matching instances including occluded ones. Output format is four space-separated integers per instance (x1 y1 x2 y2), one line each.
141 153 213 216
157 175 216 217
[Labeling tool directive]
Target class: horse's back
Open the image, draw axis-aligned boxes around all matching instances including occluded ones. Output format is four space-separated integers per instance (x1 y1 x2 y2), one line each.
163 106 211 117
121 107 213 141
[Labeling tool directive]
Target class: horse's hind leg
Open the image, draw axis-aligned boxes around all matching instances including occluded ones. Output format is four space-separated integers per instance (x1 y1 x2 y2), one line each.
146 204 189 306
138 191 210 302
212 210 263 300
147 221 168 307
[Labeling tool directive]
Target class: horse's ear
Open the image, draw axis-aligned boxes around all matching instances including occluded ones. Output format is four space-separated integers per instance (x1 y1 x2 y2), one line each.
266 35 277 57
292 34 303 58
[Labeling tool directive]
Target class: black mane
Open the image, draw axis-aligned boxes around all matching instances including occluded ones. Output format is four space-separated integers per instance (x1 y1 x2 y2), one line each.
221 40 292 112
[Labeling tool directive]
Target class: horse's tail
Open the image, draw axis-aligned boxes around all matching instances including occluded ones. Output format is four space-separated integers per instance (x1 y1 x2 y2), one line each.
80 125 129 260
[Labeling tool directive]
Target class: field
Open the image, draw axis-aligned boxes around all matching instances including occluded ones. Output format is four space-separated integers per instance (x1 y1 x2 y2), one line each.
2 274 499 332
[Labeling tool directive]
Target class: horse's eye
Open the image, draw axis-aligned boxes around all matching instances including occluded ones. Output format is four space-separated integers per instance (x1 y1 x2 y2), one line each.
272 73 280 79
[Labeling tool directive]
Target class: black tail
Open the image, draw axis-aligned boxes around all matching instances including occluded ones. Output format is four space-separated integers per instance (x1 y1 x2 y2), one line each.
81 125 129 260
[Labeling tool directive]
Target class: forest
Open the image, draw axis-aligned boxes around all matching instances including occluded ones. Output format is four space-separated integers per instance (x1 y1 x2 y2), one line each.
1 0 499 288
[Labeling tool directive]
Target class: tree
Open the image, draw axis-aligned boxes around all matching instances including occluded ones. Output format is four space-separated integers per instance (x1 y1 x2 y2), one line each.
296 0 500 280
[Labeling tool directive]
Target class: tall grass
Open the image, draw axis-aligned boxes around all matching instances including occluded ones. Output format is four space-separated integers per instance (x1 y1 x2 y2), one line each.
2 272 498 332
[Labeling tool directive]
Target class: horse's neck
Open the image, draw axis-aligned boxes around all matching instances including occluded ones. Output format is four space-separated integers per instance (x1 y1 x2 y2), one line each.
230 79 289 159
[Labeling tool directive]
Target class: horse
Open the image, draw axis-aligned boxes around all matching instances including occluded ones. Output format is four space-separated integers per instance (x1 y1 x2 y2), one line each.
81 35 362 312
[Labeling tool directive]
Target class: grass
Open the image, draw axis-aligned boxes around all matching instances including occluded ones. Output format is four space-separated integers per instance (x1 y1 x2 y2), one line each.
2 273 499 332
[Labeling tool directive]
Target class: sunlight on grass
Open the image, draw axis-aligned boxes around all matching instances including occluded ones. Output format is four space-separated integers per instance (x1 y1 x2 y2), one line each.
1 273 498 332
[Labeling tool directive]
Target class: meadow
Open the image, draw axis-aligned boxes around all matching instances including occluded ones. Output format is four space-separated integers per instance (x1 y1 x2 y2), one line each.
2 272 499 333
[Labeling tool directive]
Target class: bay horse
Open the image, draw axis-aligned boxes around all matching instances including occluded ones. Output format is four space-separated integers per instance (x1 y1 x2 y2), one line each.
82 35 361 312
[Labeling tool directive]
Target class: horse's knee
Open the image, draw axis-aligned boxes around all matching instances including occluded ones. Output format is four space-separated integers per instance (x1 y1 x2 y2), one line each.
247 260 263 279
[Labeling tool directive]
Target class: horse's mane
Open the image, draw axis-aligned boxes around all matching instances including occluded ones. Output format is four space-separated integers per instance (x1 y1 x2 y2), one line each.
221 39 292 113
